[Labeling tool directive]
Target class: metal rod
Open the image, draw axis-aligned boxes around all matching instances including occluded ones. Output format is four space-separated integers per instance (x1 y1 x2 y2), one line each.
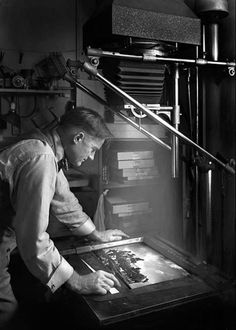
64 73 170 150
201 23 207 147
79 61 235 175
195 46 200 258
206 168 213 259
205 22 217 261
86 47 236 67
172 63 180 178
127 105 173 111
209 23 219 61
157 106 173 110
202 24 206 58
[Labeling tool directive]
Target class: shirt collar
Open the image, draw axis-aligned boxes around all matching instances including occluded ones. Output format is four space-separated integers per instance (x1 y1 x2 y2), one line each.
51 128 64 162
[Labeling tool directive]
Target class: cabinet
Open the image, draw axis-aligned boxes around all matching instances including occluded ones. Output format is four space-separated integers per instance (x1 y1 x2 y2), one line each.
100 123 173 236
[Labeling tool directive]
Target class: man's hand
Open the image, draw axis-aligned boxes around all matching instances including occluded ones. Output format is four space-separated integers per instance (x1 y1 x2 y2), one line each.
65 270 120 295
89 229 129 242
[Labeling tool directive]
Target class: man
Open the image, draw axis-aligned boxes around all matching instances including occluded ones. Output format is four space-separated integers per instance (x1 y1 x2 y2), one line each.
0 106 128 328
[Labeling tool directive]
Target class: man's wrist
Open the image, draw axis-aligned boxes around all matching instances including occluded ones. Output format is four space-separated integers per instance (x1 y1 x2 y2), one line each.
65 270 82 292
87 229 102 242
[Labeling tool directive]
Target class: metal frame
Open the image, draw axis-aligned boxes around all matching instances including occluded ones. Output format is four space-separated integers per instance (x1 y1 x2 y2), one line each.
86 47 236 76
71 62 235 175
64 72 171 150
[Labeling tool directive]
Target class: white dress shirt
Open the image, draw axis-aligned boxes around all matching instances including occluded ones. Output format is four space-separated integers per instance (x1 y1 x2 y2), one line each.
0 129 96 292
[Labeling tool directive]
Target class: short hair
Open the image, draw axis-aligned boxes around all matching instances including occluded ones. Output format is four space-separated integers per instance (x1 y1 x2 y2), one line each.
59 106 112 139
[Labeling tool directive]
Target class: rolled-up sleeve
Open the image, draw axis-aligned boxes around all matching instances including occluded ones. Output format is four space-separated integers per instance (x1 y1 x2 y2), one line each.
12 153 74 292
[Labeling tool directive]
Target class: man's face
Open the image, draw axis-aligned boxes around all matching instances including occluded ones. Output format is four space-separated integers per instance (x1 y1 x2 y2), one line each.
65 131 105 168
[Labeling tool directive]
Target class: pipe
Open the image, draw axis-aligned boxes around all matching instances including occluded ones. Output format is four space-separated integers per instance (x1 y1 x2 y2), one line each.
77 61 235 175
202 24 206 59
86 47 236 67
195 46 200 257
172 63 180 178
206 167 213 261
202 24 207 147
209 23 219 61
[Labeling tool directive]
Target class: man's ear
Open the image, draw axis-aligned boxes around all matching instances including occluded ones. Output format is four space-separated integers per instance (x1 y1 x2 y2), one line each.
73 132 84 144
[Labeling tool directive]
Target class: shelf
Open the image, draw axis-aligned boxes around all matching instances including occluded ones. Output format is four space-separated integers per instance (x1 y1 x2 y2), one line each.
110 138 159 142
0 88 72 95
103 179 159 189
107 123 167 140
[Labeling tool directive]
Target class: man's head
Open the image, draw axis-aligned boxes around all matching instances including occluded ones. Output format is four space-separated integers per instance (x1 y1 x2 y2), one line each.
57 107 112 167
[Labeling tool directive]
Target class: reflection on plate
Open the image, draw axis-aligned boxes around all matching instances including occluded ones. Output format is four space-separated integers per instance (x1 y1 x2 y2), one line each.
97 243 189 289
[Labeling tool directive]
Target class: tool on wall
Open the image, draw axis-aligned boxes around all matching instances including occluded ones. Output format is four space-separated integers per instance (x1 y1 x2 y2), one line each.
0 97 21 135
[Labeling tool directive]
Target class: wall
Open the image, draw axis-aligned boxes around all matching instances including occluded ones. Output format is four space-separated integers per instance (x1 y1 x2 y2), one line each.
0 0 77 137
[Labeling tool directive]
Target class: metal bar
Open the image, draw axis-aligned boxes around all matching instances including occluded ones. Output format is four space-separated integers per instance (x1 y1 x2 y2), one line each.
86 47 236 67
80 258 97 273
126 105 173 111
195 46 200 258
202 24 206 58
75 237 144 254
206 168 213 249
79 61 235 175
59 237 144 256
172 63 180 178
64 73 170 150
201 23 207 147
209 23 219 61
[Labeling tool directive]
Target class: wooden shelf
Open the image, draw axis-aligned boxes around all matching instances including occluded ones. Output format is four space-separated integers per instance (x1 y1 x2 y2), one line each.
107 123 167 140
0 88 72 95
111 138 155 142
103 179 159 189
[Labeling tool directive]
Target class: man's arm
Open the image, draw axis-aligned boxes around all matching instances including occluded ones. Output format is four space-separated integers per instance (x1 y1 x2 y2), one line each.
12 152 74 292
50 169 96 236
12 151 122 294
50 170 128 242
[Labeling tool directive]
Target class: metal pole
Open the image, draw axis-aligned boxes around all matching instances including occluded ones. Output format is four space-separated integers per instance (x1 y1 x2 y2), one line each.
209 23 219 61
205 21 218 261
202 24 206 59
79 61 235 175
206 166 213 261
86 47 236 68
195 45 200 257
172 63 180 178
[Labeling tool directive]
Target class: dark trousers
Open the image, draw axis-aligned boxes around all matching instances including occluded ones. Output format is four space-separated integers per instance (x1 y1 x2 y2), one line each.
0 228 18 329
0 228 81 330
